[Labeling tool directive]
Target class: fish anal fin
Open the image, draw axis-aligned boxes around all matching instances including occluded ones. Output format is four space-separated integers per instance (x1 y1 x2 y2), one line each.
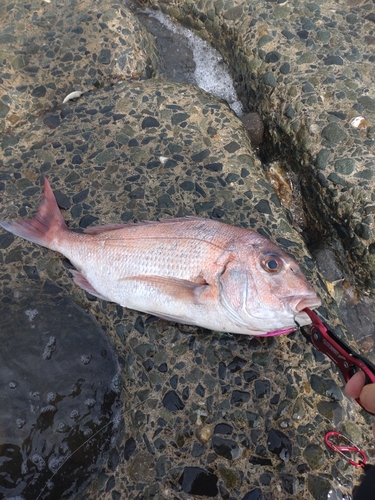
121 275 214 302
71 270 110 301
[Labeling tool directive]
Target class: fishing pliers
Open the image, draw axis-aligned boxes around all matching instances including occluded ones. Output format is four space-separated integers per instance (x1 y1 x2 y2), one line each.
300 308 375 415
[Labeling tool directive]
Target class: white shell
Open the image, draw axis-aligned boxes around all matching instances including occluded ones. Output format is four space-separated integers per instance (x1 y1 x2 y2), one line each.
63 91 83 104
349 116 368 129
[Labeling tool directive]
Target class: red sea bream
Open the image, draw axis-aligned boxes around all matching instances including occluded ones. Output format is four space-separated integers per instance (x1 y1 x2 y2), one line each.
0 178 321 336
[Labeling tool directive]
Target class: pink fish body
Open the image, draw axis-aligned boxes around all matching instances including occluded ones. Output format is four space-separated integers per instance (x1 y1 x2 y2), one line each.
0 178 321 336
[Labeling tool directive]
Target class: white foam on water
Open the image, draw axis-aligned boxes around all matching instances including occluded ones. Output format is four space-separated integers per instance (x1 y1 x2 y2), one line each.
146 10 244 116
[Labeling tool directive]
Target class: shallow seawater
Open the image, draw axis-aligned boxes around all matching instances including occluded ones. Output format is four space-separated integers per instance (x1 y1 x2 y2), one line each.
0 281 122 500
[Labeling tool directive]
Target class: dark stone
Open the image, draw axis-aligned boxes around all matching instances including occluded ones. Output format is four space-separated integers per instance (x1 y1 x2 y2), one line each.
53 190 71 210
284 104 295 119
72 155 83 165
327 173 346 186
214 423 233 435
73 188 89 204
265 51 281 63
194 201 214 214
302 82 315 93
203 163 222 172
191 149 210 162
355 223 371 240
157 193 174 208
60 52 73 62
228 356 246 372
179 467 218 496
321 123 347 144
224 141 241 153
108 448 120 471
270 394 280 405
134 316 145 334
170 375 178 389
43 114 61 129
0 232 14 249
249 456 272 466
358 96 375 111
261 71 276 87
280 62 290 74
158 363 167 373
316 149 330 170
0 101 10 118
191 442 206 457
281 473 296 494
171 113 190 125
328 111 346 120
212 436 240 460
324 56 343 65
310 374 342 400
141 116 160 128
297 30 309 40
230 390 250 404
243 370 259 383
267 428 292 462
105 475 115 492
98 48 111 64
154 438 166 452
334 158 354 175
23 266 39 280
254 379 271 398
79 214 99 228
218 362 226 380
241 488 264 500
31 86 46 97
180 180 194 191
124 437 136 461
162 390 185 413
254 199 272 215
307 475 331 499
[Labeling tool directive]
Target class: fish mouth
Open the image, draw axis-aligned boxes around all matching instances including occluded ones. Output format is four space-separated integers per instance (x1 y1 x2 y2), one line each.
292 295 322 327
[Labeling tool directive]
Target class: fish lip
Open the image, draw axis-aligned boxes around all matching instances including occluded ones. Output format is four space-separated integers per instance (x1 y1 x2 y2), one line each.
294 310 313 327
292 296 322 313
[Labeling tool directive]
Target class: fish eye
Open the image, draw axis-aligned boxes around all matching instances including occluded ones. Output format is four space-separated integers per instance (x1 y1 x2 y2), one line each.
261 254 283 273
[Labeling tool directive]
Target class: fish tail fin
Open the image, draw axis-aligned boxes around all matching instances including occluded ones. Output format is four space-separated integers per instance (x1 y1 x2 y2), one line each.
0 177 68 249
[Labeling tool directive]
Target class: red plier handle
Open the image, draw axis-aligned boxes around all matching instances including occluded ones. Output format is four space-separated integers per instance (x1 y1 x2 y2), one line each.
301 308 375 415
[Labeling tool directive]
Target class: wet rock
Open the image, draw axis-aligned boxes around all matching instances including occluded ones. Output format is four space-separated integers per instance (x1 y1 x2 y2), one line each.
179 467 218 496
267 428 292 462
212 436 241 460
162 390 185 413
321 123 347 144
0 282 121 499
241 488 264 500
303 444 326 470
310 374 342 401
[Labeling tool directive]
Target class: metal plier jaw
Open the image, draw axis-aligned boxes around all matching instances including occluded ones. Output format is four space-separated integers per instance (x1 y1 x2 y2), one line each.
300 308 375 415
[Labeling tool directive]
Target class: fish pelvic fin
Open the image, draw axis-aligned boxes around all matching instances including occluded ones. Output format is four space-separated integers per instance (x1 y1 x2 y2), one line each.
0 177 68 250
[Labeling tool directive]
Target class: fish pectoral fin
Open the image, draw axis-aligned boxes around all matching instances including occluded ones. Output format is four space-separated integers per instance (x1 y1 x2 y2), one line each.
120 275 213 302
71 270 111 301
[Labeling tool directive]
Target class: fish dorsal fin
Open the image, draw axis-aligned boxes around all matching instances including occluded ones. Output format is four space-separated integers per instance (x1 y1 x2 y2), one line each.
83 224 127 234
83 216 207 234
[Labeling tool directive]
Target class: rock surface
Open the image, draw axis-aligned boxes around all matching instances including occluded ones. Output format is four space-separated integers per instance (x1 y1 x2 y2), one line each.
0 0 374 499
136 0 375 294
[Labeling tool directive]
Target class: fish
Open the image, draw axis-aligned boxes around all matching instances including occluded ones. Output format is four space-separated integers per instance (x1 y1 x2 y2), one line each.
0 177 321 336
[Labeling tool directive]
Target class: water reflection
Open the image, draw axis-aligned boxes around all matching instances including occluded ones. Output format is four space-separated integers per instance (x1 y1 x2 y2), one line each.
0 281 121 500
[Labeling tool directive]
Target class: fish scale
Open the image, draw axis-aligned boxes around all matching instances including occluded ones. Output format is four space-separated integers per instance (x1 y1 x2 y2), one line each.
0 177 321 336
